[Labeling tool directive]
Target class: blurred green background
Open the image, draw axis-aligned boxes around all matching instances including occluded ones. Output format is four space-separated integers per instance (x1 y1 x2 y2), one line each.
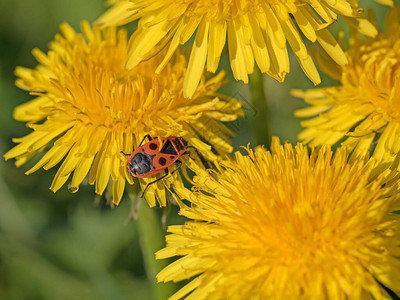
0 0 389 299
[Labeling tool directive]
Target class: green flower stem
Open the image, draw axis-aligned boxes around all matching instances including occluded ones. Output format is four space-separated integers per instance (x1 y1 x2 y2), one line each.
249 66 271 148
137 200 177 300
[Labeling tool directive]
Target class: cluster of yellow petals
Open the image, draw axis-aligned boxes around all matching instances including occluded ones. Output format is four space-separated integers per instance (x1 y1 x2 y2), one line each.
4 21 243 206
97 0 378 98
294 6 400 167
157 138 400 299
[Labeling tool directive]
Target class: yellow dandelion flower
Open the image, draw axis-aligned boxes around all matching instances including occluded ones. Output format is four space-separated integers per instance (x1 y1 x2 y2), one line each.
96 0 378 98
156 138 400 299
4 21 243 206
294 6 400 165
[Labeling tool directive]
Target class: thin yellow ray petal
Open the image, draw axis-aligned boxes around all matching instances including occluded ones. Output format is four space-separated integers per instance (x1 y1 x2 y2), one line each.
186 274 223 300
157 256 207 282
293 8 317 42
184 128 216 162
239 26 254 75
50 172 70 193
180 97 218 115
316 29 348 66
298 127 318 143
238 12 252 45
31 48 52 67
264 27 289 80
155 173 167 206
156 15 198 74
141 178 157 207
139 22 181 63
199 118 236 138
248 14 270 73
375 0 393 6
59 147 81 177
58 22 78 43
303 5 335 30
4 131 47 160
203 110 240 122
28 123 73 152
43 146 71 171
309 46 343 82
183 20 210 98
323 0 353 17
304 107 363 131
96 153 112 195
294 105 332 118
15 152 37 167
270 3 290 22
310 1 338 22
280 17 308 60
70 155 95 188
262 4 286 48
165 3 188 21
227 20 249 84
346 133 375 163
95 1 138 27
49 144 81 192
87 127 107 157
112 177 126 205
291 89 328 99
25 144 68 174
89 149 102 185
207 20 227 73
109 156 121 183
297 55 321 85
192 121 233 154
179 17 201 44
13 96 49 122
124 161 135 185
14 67 39 91
384 122 400 154
155 244 179 259
126 21 173 69
80 20 94 42
141 3 182 27
342 16 378 37
314 130 347 145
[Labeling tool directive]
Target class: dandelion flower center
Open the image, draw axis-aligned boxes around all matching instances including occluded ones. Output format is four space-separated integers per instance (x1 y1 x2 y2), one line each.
156 139 400 299
5 22 243 206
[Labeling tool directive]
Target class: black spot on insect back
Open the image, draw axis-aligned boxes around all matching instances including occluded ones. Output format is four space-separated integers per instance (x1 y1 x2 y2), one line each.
149 142 158 150
159 157 167 166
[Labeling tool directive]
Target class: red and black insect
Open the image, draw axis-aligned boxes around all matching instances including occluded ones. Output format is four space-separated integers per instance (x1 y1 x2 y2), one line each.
123 135 190 197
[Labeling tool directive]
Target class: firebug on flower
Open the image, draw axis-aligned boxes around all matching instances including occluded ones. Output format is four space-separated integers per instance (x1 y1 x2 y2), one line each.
123 135 190 197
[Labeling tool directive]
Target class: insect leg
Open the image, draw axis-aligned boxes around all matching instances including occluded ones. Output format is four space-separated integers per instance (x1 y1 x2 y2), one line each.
140 160 183 198
138 134 154 147
171 160 182 175
141 168 169 198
